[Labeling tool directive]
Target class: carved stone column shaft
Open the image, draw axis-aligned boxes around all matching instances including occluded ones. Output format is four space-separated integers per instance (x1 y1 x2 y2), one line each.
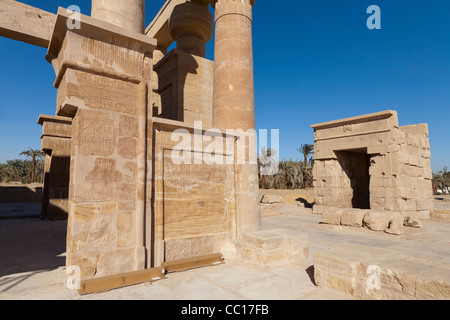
91 0 146 34
211 0 261 236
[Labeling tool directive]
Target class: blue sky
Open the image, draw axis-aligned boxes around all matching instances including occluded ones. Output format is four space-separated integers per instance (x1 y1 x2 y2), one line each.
0 0 449 172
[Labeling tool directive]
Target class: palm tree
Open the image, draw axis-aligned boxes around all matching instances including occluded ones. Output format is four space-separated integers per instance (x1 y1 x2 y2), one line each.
432 172 444 194
297 144 314 188
433 167 450 194
440 167 450 194
0 162 6 183
297 144 314 167
20 148 44 183
5 159 25 182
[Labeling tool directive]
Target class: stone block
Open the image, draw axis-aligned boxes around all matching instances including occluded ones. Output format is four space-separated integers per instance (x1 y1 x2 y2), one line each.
241 230 309 267
415 266 450 300
165 235 215 262
340 209 366 227
314 251 358 276
322 208 344 225
281 230 309 261
396 198 418 212
242 231 286 251
67 252 100 281
260 203 283 217
240 245 285 267
384 211 405 236
314 243 450 300
116 211 133 247
260 194 282 204
363 210 391 231
325 272 357 297
73 203 96 223
95 248 137 278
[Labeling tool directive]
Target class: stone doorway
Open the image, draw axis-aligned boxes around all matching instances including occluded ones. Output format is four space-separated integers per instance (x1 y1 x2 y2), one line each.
336 149 371 210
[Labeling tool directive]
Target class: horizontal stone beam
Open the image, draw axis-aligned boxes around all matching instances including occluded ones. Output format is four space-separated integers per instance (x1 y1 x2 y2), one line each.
145 0 188 49
0 0 56 48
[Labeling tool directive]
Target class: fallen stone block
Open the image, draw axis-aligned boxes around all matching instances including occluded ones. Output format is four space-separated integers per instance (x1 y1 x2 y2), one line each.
340 209 367 227
363 210 391 231
385 211 405 235
322 208 344 225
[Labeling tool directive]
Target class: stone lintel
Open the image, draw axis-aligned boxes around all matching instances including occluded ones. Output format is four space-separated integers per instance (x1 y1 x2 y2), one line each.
46 7 157 63
311 110 398 131
0 0 56 48
38 115 72 156
145 0 188 49
41 136 71 156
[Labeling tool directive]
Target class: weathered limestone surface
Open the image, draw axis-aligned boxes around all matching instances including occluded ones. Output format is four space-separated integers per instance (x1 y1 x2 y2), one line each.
314 244 450 300
0 0 56 47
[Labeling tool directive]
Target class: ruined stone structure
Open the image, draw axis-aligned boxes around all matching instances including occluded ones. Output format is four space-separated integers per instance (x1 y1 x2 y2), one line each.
0 0 263 280
311 110 434 231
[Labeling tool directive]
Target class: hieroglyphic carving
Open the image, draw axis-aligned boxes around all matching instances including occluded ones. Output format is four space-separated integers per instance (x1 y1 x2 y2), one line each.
119 114 138 137
81 37 142 76
343 124 353 133
78 116 116 156
63 70 138 115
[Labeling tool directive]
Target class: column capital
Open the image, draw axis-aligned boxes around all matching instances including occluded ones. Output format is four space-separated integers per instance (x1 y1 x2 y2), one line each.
168 1 214 57
211 0 255 23
210 0 255 8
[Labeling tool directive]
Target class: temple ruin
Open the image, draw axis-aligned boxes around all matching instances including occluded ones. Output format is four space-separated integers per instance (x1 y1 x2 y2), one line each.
312 110 434 233
1 0 267 280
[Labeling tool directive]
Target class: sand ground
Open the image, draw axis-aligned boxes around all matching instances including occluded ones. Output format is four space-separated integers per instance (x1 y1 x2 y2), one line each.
0 190 449 300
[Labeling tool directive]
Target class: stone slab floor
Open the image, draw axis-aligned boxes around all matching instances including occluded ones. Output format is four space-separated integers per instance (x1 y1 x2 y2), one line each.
0 203 449 300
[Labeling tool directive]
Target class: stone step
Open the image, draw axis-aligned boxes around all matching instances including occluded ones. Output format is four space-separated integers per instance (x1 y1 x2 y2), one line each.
314 243 450 300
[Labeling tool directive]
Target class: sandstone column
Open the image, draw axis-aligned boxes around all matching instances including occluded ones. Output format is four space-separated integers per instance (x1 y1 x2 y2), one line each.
211 0 261 236
91 0 145 34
